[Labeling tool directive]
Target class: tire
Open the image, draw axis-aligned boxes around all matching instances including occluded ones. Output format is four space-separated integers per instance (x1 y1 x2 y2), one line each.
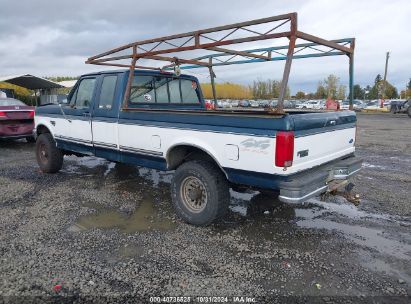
26 136 36 143
408 107 411 118
36 133 64 173
171 160 230 226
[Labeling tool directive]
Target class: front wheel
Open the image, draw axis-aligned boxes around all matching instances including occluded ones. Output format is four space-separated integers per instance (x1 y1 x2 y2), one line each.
171 160 230 226
36 133 64 173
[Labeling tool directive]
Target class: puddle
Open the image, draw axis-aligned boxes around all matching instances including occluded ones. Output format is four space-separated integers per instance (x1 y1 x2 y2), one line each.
137 167 172 186
305 199 411 226
296 217 411 260
104 162 116 176
63 156 112 174
72 194 175 233
294 200 411 260
361 253 411 285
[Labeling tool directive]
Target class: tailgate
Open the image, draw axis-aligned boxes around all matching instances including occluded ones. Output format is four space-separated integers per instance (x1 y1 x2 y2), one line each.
288 111 357 174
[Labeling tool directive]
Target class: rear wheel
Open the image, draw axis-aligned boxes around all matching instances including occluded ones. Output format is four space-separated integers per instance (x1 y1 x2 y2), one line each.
36 133 63 173
171 160 230 226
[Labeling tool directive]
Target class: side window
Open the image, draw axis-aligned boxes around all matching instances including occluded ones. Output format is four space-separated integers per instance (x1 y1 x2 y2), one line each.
180 79 200 104
154 77 169 103
98 75 118 109
129 76 155 103
73 78 96 108
168 79 181 103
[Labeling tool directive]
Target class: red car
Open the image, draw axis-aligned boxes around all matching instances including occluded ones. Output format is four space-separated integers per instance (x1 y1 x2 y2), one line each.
0 98 35 142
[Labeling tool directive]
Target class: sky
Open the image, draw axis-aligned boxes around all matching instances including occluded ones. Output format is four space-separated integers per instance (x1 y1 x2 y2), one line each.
0 0 410 94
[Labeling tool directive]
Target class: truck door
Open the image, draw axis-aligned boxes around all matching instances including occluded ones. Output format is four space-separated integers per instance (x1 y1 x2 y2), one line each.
54 77 96 155
91 74 120 162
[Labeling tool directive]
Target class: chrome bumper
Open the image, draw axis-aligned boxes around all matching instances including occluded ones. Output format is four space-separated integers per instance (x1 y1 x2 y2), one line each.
278 155 362 204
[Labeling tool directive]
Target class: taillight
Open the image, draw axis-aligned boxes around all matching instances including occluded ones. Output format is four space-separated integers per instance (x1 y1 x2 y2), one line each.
0 111 6 119
275 131 294 167
29 111 35 118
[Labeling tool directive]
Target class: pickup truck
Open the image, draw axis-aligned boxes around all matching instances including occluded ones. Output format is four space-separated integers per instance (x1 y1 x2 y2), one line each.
34 70 362 225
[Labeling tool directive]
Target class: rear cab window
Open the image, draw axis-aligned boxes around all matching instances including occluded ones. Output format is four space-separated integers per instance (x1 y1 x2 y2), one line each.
128 74 201 108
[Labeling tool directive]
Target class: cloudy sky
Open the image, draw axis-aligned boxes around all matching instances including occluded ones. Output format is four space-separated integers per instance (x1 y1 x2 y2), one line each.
1 0 410 93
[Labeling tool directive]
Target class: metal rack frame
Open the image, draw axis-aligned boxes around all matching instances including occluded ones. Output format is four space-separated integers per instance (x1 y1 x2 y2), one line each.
86 12 355 112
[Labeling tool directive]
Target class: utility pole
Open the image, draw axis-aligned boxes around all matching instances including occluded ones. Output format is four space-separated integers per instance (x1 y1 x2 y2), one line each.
381 52 390 99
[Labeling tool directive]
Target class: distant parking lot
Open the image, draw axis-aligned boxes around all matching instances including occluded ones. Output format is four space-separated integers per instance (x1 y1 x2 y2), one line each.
0 113 410 301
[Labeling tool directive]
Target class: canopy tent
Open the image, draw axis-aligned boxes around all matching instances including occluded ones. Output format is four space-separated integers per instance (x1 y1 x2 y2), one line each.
0 74 63 90
0 74 67 105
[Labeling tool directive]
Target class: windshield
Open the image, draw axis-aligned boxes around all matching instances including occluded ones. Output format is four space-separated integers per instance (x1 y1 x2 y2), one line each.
0 98 26 106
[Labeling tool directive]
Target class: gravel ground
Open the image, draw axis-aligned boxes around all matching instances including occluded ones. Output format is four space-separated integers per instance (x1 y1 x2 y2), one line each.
0 113 410 303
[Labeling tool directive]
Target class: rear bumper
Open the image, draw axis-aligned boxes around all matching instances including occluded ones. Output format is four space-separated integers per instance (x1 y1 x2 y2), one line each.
278 155 362 203
0 133 33 140
0 122 34 138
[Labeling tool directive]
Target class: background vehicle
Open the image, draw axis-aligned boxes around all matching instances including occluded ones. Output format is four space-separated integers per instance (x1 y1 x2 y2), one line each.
0 98 35 142
295 100 307 109
365 100 381 110
249 100 259 108
230 100 239 107
340 99 365 111
390 99 411 117
297 100 324 110
238 100 249 107
34 70 362 226
389 99 407 113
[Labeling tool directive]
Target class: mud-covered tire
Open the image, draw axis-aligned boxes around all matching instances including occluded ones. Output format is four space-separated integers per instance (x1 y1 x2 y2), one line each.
26 136 35 143
171 160 230 226
36 133 63 173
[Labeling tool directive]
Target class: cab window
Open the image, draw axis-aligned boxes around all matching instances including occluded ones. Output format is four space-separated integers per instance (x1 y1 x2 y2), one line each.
98 75 118 109
168 79 181 103
129 76 155 103
181 79 200 104
129 75 200 104
154 77 169 104
71 78 96 108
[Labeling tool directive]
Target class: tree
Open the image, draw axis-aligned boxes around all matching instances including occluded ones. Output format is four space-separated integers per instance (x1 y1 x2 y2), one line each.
324 74 339 99
45 76 79 82
251 79 289 99
0 83 32 96
353 84 364 99
316 81 327 99
406 78 411 98
337 85 346 100
375 74 382 84
368 74 399 99
201 82 252 99
380 80 398 99
295 91 305 99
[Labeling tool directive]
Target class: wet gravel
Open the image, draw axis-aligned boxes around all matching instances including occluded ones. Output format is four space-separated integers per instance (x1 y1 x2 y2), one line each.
0 113 410 303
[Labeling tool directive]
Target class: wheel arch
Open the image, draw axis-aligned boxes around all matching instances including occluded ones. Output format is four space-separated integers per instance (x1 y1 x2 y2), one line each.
166 143 228 179
36 124 51 136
